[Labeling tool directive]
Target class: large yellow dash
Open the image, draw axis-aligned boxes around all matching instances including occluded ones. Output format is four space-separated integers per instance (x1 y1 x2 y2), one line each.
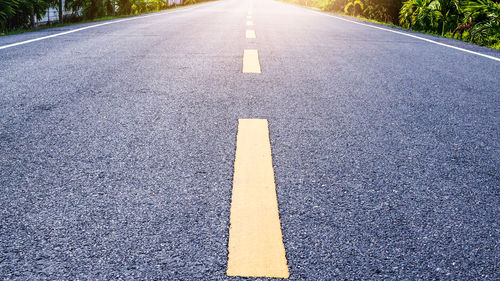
247 15 252 19
246 30 256 39
242 49 261 73
246 20 254 26
227 119 289 279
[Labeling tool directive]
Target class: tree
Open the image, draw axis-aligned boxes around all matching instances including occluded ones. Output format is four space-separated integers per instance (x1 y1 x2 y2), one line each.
12 0 50 28
58 0 62 22
117 0 132 14
105 0 114 15
0 0 18 31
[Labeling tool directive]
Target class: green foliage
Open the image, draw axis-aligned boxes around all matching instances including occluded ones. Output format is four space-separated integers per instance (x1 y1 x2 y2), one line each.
400 0 433 29
122 0 170 15
323 0 349 12
400 0 461 34
399 0 499 44
131 0 167 14
345 0 364 15
363 0 391 22
2 0 203 33
0 0 18 31
464 0 500 42
9 0 51 29
66 0 106 19
1 0 56 31
306 0 401 23
117 0 132 14
282 0 498 48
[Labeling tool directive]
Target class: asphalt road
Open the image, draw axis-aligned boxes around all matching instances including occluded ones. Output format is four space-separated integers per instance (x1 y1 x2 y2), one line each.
1 0 499 279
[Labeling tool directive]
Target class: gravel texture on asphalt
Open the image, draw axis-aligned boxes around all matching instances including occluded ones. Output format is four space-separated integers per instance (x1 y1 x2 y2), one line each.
1 0 499 280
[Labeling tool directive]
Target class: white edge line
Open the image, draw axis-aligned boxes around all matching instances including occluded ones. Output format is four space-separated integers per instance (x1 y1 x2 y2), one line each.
308 10 500 62
0 5 201 50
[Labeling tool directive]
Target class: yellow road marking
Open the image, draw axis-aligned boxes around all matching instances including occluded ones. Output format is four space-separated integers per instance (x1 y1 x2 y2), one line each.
246 30 256 39
227 119 289 279
246 20 253 26
247 15 252 19
248 11 253 15
242 49 261 73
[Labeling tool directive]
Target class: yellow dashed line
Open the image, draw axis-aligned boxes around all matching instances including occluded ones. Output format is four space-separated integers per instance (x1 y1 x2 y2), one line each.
242 49 261 73
246 20 253 26
227 119 289 279
246 30 256 39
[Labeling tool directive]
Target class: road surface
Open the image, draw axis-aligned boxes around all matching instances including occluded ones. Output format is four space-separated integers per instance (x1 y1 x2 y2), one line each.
1 0 499 279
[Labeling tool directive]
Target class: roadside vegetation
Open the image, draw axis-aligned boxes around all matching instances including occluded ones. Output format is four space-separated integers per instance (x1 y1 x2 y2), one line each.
0 0 208 35
281 0 500 49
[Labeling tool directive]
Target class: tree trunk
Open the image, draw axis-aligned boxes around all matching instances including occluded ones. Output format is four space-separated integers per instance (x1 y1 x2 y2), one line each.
59 0 63 23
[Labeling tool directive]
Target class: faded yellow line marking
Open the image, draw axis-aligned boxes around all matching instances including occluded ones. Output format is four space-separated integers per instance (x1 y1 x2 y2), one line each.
247 15 252 19
242 49 261 73
246 30 256 39
227 119 289 279
246 20 253 26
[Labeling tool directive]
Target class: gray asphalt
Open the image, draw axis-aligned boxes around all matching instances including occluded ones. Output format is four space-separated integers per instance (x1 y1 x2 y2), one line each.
1 0 499 280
